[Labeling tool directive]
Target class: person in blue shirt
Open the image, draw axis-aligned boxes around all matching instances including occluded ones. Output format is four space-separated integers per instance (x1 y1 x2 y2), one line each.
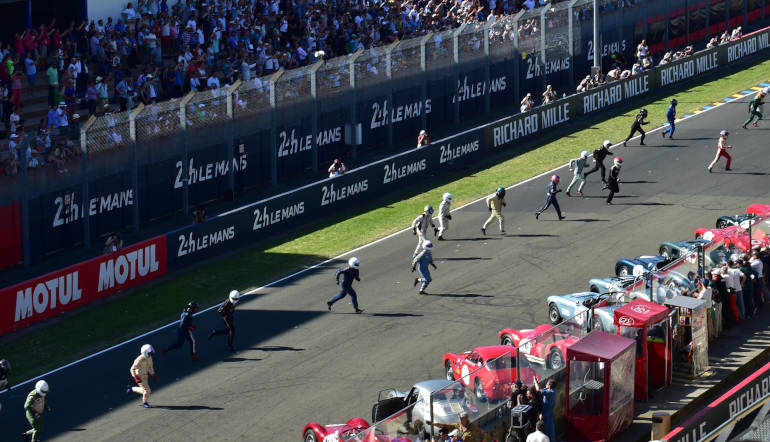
328 257 363 313
163 301 200 361
535 175 565 220
662 99 678 139
533 378 557 442
412 241 438 295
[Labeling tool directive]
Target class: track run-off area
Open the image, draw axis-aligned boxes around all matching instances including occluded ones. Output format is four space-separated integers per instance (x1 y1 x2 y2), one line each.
2 86 770 441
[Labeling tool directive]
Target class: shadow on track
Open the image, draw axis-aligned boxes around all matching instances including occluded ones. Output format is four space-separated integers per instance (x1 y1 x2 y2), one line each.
422 293 493 298
505 234 560 238
437 257 492 261
250 346 305 352
152 405 225 411
367 312 425 318
222 357 263 362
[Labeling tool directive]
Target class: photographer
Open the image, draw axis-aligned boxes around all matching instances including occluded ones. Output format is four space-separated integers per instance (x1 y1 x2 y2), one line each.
328 158 346 178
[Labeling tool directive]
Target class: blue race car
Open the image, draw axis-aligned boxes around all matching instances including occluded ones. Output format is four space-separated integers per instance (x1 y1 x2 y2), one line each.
658 239 711 261
588 276 637 294
614 255 670 277
546 291 620 325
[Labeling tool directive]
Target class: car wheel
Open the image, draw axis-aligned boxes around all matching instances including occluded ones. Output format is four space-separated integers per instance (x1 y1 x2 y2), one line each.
445 361 455 381
501 333 514 346
617 265 631 277
547 348 564 371
716 219 727 229
304 430 318 442
548 303 562 325
474 378 486 401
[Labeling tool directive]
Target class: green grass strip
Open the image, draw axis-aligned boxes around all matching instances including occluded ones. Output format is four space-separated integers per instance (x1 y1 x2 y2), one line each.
2 60 769 385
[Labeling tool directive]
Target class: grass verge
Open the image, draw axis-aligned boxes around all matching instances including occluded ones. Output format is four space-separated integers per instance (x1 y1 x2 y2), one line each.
2 60 769 385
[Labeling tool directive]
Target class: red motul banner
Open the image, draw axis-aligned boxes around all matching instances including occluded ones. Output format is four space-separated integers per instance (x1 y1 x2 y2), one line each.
0 236 168 335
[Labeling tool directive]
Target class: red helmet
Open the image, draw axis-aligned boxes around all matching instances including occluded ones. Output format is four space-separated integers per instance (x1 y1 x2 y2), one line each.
614 157 623 166
551 174 560 183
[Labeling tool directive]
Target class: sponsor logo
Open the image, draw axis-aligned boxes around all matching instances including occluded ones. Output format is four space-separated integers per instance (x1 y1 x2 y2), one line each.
440 140 479 164
14 272 82 322
98 245 161 292
370 99 432 129
540 102 570 129
53 190 134 228
277 127 343 158
630 305 650 315
618 316 634 326
383 159 427 184
252 202 305 230
584 84 623 114
660 60 695 87
727 33 769 63
177 226 236 257
695 52 719 74
174 155 248 189
452 76 507 103
491 102 570 148
320 180 369 206
623 74 650 98
524 55 570 79
587 39 628 62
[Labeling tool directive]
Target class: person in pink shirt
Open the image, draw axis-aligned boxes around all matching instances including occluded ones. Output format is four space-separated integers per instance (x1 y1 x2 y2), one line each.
13 33 25 58
10 71 22 109
23 30 38 58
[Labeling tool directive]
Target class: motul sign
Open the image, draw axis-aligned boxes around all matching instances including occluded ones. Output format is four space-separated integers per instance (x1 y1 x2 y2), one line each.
0 236 167 334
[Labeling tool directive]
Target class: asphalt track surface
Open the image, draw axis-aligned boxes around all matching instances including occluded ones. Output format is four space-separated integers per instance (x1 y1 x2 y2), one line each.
2 95 769 441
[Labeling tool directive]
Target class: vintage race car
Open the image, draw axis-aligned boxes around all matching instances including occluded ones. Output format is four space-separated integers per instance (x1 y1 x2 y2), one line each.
547 291 614 325
716 203 770 228
443 345 535 401
371 380 479 438
615 255 669 277
302 417 370 442
499 324 579 371
695 226 770 252
746 203 770 217
658 239 711 261
588 276 638 295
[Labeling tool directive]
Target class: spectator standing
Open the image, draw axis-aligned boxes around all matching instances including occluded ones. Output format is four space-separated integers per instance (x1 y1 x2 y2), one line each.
739 256 757 317
520 93 534 112
536 379 557 442
604 157 623 205
725 260 745 320
542 85 556 105
10 70 22 109
535 175 564 220
328 158 346 177
750 250 767 307
86 79 97 115
707 130 732 172
697 278 714 340
46 61 58 106
526 421 550 442
417 129 430 147
23 54 36 96
636 40 649 62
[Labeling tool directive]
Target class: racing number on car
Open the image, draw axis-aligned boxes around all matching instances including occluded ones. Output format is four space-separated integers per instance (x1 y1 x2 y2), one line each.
521 341 534 354
461 365 471 385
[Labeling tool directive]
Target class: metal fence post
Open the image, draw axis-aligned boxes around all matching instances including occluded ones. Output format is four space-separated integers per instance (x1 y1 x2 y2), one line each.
483 22 491 114
310 62 321 173
513 10 526 109
420 33 431 131
18 136 30 267
179 92 194 215
386 41 397 150
79 116 98 248
540 6 548 93
226 80 240 197
568 0 579 87
128 105 143 231
349 50 362 162
269 69 283 186
453 25 463 125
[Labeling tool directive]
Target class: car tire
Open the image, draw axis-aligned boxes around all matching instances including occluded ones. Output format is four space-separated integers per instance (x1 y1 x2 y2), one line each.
501 334 514 346
474 378 486 402
716 219 727 229
548 303 562 325
547 348 564 371
304 430 318 442
616 265 631 277
445 361 455 381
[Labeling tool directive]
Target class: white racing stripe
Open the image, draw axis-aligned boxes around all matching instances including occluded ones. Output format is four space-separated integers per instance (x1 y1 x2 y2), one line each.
1 89 758 393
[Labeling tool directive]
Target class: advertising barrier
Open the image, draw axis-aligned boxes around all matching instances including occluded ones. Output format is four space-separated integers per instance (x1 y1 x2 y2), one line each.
2 25 770 334
0 236 168 334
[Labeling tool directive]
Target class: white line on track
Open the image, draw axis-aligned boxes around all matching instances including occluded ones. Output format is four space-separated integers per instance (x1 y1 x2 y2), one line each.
1 89 759 394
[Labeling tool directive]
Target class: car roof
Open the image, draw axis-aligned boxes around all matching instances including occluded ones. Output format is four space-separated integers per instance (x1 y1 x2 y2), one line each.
472 345 515 360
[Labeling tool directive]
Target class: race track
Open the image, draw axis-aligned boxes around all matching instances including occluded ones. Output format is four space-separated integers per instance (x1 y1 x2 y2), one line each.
2 93 769 441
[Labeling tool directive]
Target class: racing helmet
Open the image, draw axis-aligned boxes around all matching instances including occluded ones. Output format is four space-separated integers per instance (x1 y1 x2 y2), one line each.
141 344 155 357
424 205 434 215
186 301 199 312
496 187 506 198
641 108 648 116
670 99 678 105
760 91 767 98
229 290 241 304
442 192 453 202
720 129 728 137
423 241 434 250
35 380 49 396
614 156 623 166
551 174 560 183
602 140 612 148
348 257 360 268
580 150 589 159
0 359 10 372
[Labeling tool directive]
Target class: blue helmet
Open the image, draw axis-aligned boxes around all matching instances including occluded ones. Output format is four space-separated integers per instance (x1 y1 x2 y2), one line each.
496 187 506 198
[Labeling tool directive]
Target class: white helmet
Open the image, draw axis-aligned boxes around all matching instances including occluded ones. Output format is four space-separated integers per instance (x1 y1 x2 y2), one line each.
720 129 728 137
423 241 434 250
141 344 155 357
603 140 612 148
35 380 49 396
424 205 434 215
348 257 360 268
0 359 9 372
442 192 452 202
229 290 241 304
580 150 589 159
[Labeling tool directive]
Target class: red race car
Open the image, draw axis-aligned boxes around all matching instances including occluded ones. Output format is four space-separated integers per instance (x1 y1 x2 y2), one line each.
443 345 537 401
498 324 581 371
694 226 770 252
746 203 770 217
302 417 370 442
